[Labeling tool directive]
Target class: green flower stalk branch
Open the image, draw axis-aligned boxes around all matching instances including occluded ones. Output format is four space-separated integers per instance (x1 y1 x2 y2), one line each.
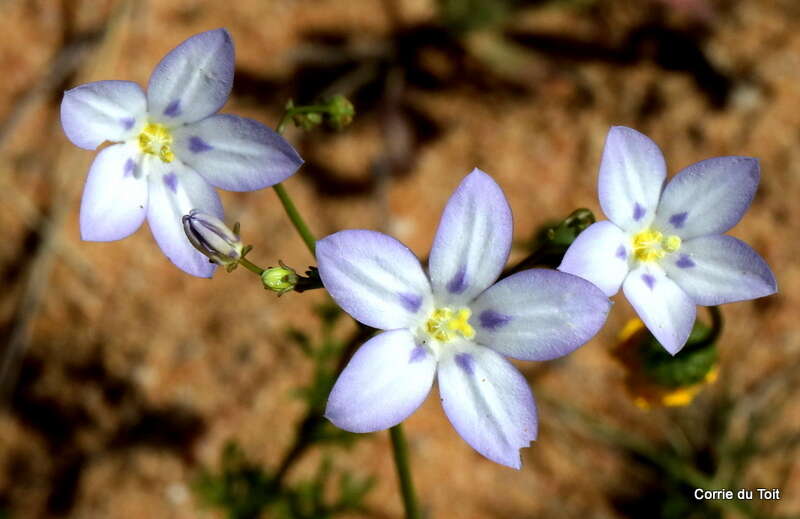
271 97 355 256
276 96 356 134
271 183 318 255
270 97 422 518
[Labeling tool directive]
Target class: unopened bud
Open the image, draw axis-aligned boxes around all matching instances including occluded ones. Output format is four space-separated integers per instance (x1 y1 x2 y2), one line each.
261 261 298 295
182 210 244 268
326 95 355 130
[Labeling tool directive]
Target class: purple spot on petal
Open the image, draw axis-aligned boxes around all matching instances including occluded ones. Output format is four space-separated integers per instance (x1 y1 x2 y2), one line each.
120 117 135 130
669 212 688 229
188 136 213 153
397 293 422 313
409 346 428 364
479 310 511 330
123 158 136 177
446 266 467 294
633 202 646 221
163 99 182 117
455 353 474 375
615 244 628 260
642 273 656 290
676 254 695 269
163 172 178 193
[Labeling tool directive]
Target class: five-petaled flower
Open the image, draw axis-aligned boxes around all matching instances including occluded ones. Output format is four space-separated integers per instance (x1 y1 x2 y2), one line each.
316 169 611 469
559 126 777 355
61 28 303 277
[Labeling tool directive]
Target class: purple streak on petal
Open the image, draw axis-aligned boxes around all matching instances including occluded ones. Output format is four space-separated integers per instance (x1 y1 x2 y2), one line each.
446 265 467 294
479 310 512 330
397 292 422 313
633 202 646 221
642 273 656 290
188 136 213 153
120 117 135 130
455 353 474 375
123 158 136 177
409 346 428 363
676 254 695 269
616 244 628 260
669 212 688 228
163 99 182 117
163 172 178 193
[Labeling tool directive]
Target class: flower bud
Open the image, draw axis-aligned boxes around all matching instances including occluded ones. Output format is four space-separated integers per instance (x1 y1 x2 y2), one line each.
261 261 298 295
326 95 355 130
182 210 244 268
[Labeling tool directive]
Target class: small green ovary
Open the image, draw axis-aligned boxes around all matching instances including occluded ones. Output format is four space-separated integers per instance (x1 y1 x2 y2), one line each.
425 307 475 342
632 228 682 262
139 122 175 163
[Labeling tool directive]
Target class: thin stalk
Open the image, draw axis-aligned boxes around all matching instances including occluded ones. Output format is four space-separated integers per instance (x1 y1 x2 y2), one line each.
389 424 421 519
276 104 330 134
272 107 321 256
272 183 316 255
237 257 264 275
272 103 421 516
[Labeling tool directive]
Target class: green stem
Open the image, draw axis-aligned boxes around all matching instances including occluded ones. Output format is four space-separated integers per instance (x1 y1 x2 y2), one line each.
273 100 420 515
272 183 317 256
276 104 330 134
389 424 421 519
272 105 323 256
238 257 264 275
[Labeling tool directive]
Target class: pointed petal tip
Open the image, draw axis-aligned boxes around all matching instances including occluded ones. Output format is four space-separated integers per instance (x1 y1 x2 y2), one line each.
466 167 490 178
607 125 645 140
147 28 236 125
598 126 666 231
429 167 512 304
505 456 522 471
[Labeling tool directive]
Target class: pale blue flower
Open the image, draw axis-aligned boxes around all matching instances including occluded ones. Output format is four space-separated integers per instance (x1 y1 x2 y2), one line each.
61 29 302 277
559 126 777 354
316 169 610 468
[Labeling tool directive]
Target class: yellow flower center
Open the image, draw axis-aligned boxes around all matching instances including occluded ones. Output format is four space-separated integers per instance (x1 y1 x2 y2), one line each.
425 307 475 342
138 122 175 163
632 228 681 263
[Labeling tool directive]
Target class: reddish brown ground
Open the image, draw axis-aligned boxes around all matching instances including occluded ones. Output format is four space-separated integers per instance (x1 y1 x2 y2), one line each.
0 0 798 518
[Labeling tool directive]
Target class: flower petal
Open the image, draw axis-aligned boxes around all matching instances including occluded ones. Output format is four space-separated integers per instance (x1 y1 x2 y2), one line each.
623 265 696 355
172 114 303 191
316 230 433 330
598 126 666 232
428 169 512 306
145 158 223 277
79 144 147 241
437 342 537 469
654 157 759 239
61 80 146 150
325 330 436 433
558 220 632 297
147 28 234 126
663 235 777 306
470 269 610 361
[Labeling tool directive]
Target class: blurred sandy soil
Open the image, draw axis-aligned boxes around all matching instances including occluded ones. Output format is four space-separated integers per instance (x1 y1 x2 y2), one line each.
0 0 798 517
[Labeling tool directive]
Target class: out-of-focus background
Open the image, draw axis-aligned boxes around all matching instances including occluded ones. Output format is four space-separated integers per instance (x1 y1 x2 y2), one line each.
0 0 798 517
